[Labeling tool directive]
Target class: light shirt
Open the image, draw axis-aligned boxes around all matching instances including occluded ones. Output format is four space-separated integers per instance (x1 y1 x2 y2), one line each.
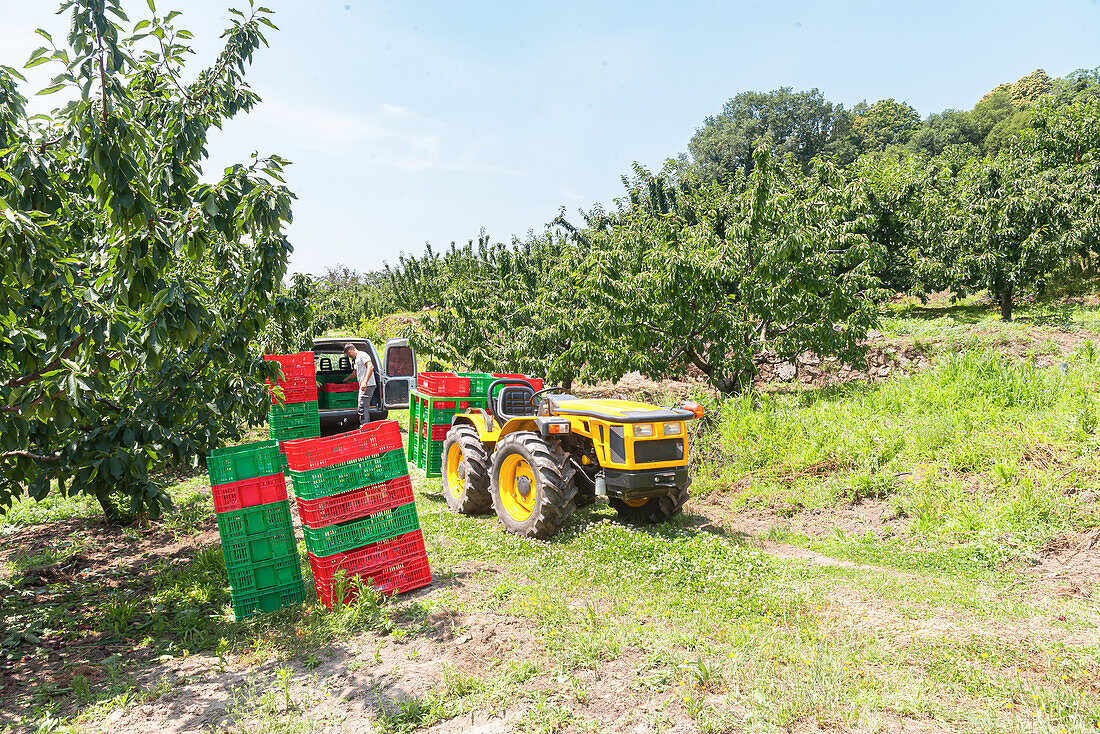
354 351 376 389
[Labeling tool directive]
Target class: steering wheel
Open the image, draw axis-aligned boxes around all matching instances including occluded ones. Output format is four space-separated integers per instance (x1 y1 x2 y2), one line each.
529 386 568 408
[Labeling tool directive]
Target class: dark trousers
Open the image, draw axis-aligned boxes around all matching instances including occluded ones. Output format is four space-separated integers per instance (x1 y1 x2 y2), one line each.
358 386 377 426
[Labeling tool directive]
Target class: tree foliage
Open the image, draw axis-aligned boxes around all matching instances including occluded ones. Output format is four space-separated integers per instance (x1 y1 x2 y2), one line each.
419 234 579 386
557 152 882 391
851 98 921 152
945 153 1075 321
686 87 857 183
0 1 295 520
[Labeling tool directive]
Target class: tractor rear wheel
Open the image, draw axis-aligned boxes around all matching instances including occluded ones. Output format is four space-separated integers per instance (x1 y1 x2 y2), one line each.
609 480 691 524
442 425 492 515
490 431 578 539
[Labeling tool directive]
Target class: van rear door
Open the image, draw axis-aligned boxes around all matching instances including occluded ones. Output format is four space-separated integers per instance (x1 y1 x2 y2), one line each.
382 338 416 409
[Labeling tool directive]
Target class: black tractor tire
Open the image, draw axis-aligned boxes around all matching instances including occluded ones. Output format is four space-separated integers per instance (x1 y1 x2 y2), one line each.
490 432 578 539
572 468 598 508
441 425 492 515
609 479 691 524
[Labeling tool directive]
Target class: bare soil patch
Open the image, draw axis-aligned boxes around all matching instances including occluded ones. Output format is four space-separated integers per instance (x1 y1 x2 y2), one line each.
90 579 702 734
0 509 219 724
1035 528 1100 595
692 498 905 544
820 585 1099 649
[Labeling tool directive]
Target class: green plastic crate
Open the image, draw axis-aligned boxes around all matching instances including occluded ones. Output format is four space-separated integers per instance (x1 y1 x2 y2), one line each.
273 422 321 442
457 372 495 399
409 391 487 436
221 524 297 568
231 577 307 621
207 440 281 486
320 391 357 410
406 428 444 478
269 401 320 430
226 551 303 597
269 401 320 441
216 500 294 544
302 502 420 557
288 449 408 501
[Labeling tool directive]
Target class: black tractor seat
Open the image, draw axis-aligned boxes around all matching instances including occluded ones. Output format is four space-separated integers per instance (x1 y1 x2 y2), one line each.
488 379 536 423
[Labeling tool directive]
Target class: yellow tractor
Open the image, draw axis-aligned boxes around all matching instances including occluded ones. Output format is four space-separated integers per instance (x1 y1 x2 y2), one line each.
442 379 704 538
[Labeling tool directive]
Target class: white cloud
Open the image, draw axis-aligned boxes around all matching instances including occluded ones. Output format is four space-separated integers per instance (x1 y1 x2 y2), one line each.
250 98 518 176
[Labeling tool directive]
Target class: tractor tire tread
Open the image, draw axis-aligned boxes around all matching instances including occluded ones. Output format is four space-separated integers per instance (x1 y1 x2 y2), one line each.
491 431 578 539
443 425 492 515
609 479 691 524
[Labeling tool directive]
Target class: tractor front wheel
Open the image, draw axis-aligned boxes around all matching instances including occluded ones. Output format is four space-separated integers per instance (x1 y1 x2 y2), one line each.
609 480 691 524
490 432 578 539
442 425 492 514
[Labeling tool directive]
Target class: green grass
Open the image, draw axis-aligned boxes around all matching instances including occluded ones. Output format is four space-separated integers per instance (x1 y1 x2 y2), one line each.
694 348 1100 551
4 301 1100 733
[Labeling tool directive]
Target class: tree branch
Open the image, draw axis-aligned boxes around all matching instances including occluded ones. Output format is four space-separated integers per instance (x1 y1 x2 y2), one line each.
3 334 85 389
95 21 108 123
0 390 66 412
1 450 59 463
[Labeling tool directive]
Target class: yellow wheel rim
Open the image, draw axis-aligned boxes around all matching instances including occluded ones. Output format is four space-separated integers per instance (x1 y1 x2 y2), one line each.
622 497 649 508
498 452 537 522
445 442 464 500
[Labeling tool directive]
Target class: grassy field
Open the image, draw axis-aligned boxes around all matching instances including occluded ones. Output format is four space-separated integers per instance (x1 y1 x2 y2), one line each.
1 299 1098 734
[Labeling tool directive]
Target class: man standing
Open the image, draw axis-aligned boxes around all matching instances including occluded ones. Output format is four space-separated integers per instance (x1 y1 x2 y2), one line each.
343 343 376 426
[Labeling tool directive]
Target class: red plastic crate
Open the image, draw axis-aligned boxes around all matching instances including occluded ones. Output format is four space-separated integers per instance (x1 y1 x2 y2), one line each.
322 382 359 393
211 473 288 514
493 374 545 392
309 531 431 609
283 420 403 471
265 352 318 404
416 372 470 396
264 352 315 380
430 424 450 441
296 475 414 528
268 381 318 404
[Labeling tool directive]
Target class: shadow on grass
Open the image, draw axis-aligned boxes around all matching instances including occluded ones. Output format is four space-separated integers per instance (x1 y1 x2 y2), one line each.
890 302 990 324
1013 303 1080 329
0 490 462 730
765 379 877 408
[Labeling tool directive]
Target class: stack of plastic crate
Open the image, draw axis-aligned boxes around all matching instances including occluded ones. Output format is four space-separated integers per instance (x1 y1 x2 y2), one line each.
407 372 543 478
206 440 306 620
284 420 430 608
265 352 320 443
319 381 359 410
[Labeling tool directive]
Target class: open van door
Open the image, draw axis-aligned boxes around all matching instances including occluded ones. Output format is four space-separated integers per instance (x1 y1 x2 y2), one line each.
382 338 416 409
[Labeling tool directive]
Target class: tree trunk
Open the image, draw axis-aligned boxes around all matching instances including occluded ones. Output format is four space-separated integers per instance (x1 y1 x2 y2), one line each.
95 489 125 524
998 287 1013 322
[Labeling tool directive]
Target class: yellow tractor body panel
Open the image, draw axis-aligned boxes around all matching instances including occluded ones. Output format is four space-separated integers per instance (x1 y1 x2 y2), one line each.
546 397 672 420
452 395 690 472
452 412 536 447
443 385 702 536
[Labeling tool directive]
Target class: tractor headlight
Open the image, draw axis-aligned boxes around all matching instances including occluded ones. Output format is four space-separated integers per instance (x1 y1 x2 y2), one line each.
663 422 682 436
634 423 654 437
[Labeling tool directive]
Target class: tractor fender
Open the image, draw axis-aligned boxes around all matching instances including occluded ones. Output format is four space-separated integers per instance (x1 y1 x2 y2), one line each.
451 414 538 445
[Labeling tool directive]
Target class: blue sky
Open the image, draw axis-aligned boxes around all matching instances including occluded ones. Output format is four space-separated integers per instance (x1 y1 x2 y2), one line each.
4 1 1099 275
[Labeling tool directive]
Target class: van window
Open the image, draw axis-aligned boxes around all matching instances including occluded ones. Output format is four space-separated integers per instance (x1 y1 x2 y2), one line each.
386 346 415 377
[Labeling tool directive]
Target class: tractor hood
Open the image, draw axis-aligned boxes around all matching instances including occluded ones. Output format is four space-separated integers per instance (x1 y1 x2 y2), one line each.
546 395 693 423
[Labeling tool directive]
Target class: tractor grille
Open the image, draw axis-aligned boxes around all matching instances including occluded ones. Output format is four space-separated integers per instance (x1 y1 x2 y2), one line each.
633 438 684 464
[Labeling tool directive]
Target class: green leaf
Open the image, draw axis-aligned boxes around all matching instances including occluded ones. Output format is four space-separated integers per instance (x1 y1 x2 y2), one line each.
36 83 66 95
